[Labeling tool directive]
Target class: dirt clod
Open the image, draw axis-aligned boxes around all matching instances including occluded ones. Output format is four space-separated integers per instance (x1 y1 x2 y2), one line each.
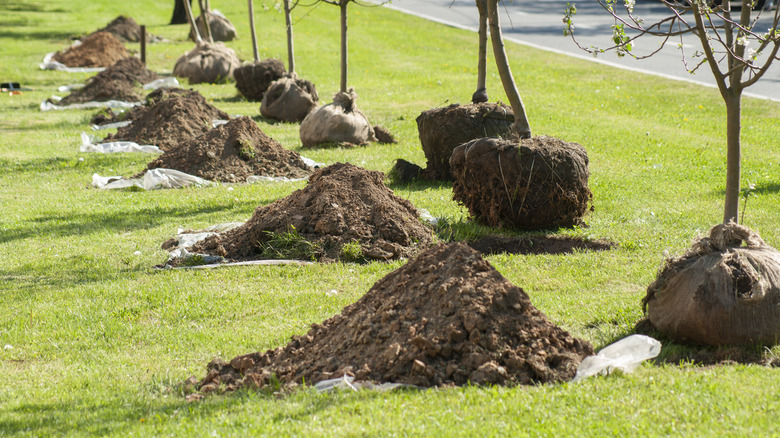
53 31 129 68
102 88 229 150
57 57 158 106
416 103 514 181
144 116 311 182
192 162 434 263
190 242 592 393
91 15 151 42
450 136 591 230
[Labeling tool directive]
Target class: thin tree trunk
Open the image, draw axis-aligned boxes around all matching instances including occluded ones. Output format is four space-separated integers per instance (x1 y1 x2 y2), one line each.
723 93 742 223
473 0 488 104
340 0 349 93
248 0 259 62
183 0 202 42
486 0 531 138
170 0 193 25
284 0 295 73
197 0 213 43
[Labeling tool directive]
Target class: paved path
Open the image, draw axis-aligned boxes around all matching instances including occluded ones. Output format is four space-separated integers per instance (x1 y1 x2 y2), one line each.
371 0 780 101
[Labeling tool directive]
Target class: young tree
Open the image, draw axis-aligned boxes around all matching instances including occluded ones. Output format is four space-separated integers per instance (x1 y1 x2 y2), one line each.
564 0 780 222
473 0 489 104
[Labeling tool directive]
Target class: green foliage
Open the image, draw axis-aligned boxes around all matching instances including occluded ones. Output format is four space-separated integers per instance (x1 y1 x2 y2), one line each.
237 137 256 161
260 226 321 261
339 240 365 263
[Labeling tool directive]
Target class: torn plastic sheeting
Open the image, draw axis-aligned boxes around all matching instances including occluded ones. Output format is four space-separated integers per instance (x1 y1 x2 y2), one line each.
39 51 105 73
417 208 439 226
314 374 410 393
171 222 244 249
42 97 142 112
300 156 325 169
91 168 214 190
58 84 85 93
572 334 661 382
81 132 162 154
246 175 308 183
91 121 133 131
142 77 180 90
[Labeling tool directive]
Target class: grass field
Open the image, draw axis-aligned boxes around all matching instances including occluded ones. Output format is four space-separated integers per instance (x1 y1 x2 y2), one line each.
2 0 780 435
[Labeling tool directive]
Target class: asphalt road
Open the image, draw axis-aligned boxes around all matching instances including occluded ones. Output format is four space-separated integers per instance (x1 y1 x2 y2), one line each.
370 0 780 102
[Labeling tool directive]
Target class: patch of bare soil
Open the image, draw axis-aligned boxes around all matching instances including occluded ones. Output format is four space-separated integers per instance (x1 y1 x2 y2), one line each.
53 31 129 68
92 15 153 42
191 162 434 263
467 235 615 255
451 136 592 230
102 88 229 150
234 59 286 102
416 103 514 181
57 57 158 106
144 116 311 182
190 242 592 395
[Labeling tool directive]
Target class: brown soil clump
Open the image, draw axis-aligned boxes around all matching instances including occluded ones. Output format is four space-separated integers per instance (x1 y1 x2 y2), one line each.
57 57 158 106
373 125 397 144
467 235 614 255
144 116 311 182
92 15 145 42
234 59 286 102
53 32 129 68
102 88 229 150
192 162 434 263
417 103 514 181
191 242 592 394
451 136 591 230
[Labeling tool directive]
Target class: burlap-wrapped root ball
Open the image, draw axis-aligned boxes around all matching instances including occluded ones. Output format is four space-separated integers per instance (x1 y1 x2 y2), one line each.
450 136 591 230
417 103 514 181
299 89 376 147
190 11 237 42
260 75 319 123
173 41 240 84
643 222 780 346
234 59 286 102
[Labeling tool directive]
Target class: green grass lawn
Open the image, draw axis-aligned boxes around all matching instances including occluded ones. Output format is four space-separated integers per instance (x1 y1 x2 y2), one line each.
2 0 780 435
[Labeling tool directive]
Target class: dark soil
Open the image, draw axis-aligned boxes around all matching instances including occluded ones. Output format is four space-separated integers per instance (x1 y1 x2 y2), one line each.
57 57 158 106
102 88 229 150
53 31 129 68
467 235 614 256
92 15 148 42
416 103 514 181
144 116 311 182
234 59 286 102
451 136 592 230
191 162 435 263
191 242 593 394
391 159 423 183
373 125 397 144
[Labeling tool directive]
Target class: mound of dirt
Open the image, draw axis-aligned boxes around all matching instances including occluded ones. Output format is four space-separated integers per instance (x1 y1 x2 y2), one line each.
144 116 311 182
260 75 319 123
192 162 434 263
102 88 229 150
92 15 147 42
57 57 158 106
417 103 514 181
191 242 592 394
451 136 592 230
53 31 129 68
373 125 397 144
234 59 286 102
643 222 780 346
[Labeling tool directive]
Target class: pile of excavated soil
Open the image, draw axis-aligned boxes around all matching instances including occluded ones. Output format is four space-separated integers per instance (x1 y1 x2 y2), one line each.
144 116 311 182
192 162 434 263
53 31 129 68
191 242 593 394
102 88 229 150
92 15 147 42
57 57 158 106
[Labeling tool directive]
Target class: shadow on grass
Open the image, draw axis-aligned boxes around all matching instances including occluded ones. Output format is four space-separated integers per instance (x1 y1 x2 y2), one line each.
386 178 451 192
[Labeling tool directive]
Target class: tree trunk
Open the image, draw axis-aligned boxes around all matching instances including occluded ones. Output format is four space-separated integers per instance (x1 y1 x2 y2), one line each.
183 0 201 42
197 0 213 43
170 0 193 25
340 0 349 93
248 0 260 62
472 0 489 104
486 0 531 138
284 0 295 73
723 92 742 223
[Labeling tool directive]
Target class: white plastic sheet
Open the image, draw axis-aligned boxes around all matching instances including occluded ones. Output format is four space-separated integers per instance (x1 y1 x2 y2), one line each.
91 168 214 191
91 121 133 131
142 77 180 90
39 51 106 73
80 132 162 154
572 334 661 382
42 97 142 112
314 374 408 392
